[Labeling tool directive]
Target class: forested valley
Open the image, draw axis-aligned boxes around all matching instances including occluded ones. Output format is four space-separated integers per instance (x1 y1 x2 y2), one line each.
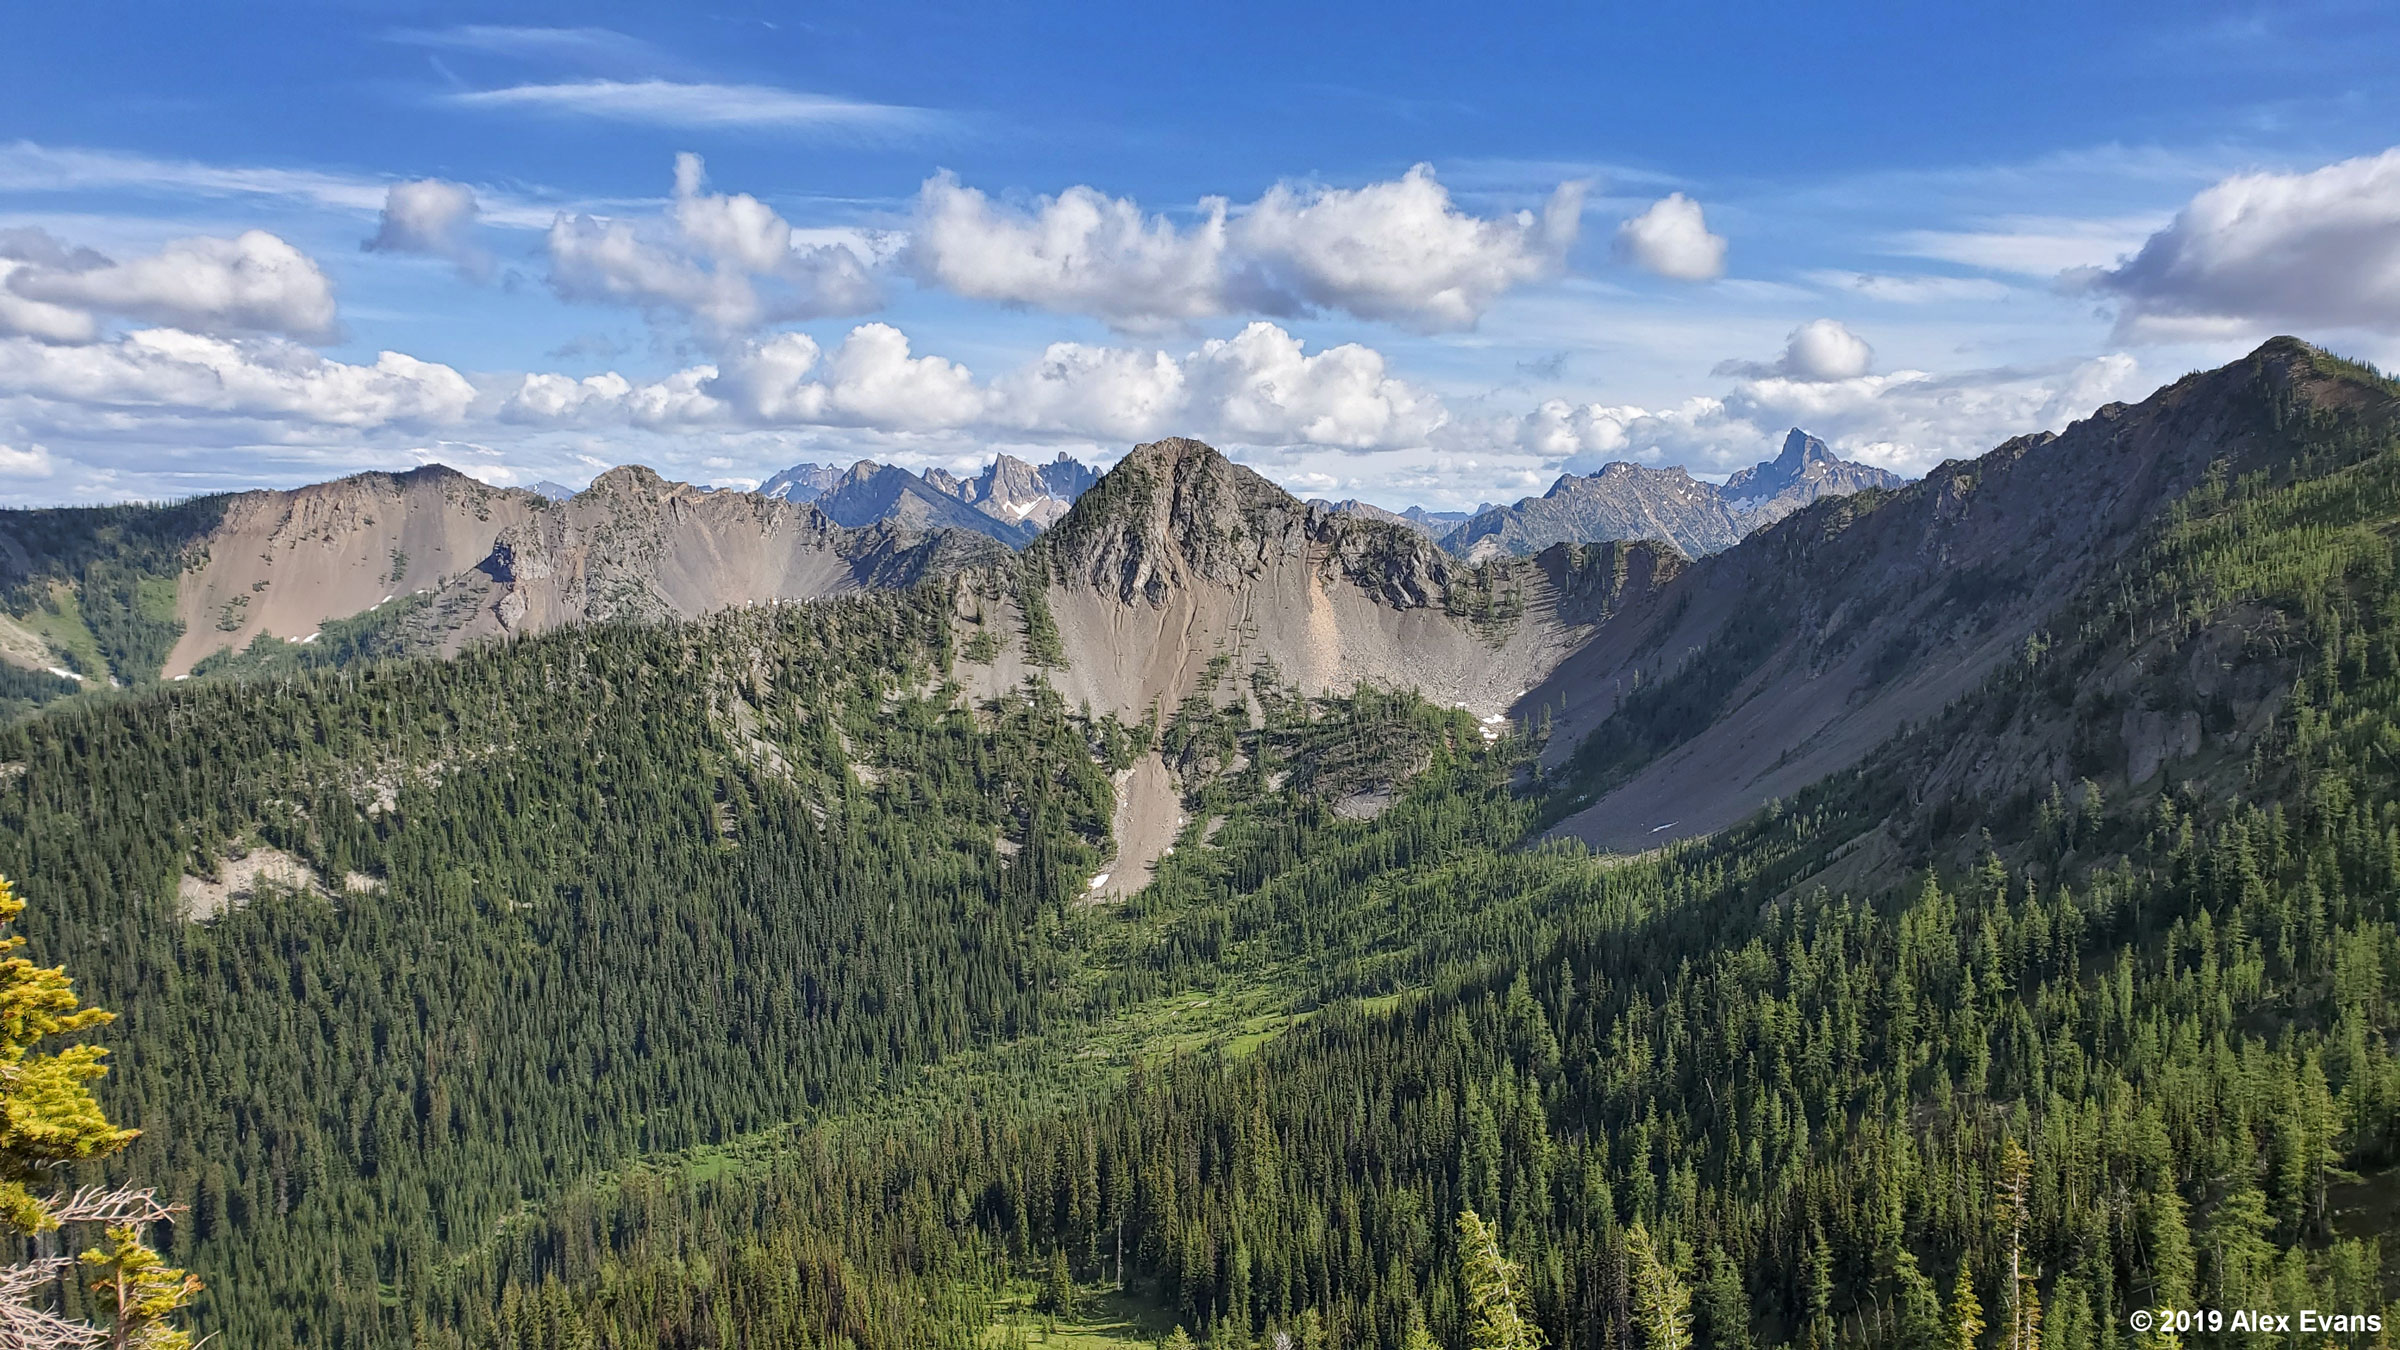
5 344 2400 1349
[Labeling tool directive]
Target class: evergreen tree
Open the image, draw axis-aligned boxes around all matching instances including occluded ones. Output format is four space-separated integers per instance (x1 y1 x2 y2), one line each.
1628 1224 1692 1350
1697 1246 1753 1350
1458 1211 1542 1350
1948 1264 1984 1350
0 875 199 1348
1997 1138 2035 1350
81 1225 204 1350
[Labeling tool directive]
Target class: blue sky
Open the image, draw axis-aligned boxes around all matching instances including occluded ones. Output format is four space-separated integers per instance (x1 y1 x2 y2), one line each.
3 0 2399 508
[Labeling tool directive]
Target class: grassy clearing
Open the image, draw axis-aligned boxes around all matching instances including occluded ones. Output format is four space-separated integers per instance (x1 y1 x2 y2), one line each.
980 1280 1181 1349
21 583 107 680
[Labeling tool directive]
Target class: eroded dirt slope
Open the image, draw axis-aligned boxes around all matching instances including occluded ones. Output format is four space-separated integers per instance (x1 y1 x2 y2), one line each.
162 465 1000 675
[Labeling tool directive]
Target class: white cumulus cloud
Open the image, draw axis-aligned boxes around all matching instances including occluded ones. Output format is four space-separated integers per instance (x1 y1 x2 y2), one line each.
1234 166 1586 329
990 343 1189 442
2 229 339 342
504 320 1446 452
1614 193 1727 281
905 165 1583 332
545 153 881 339
2077 147 2400 339
500 370 633 422
707 325 987 430
0 329 473 427
908 173 1233 332
1714 319 1875 381
0 442 55 477
1183 322 1448 448
366 178 490 278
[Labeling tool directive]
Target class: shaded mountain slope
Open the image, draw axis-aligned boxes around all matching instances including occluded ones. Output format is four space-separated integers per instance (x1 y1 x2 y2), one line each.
1446 461 1742 559
1530 336 2392 850
814 460 1040 547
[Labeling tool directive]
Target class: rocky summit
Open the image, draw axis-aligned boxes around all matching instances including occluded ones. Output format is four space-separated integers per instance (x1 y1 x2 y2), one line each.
1440 426 1903 560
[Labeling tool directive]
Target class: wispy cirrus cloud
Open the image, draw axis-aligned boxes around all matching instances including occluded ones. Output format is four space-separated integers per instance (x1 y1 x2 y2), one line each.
1804 270 2015 304
448 80 944 136
1888 213 2166 276
0 142 573 230
0 141 389 213
383 25 668 68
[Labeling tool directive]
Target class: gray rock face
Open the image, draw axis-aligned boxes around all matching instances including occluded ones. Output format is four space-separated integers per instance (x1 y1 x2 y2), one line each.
1439 429 1904 560
759 462 846 503
1310 499 1474 539
1723 429 1907 526
1445 462 1744 560
762 452 1099 542
939 452 1099 532
814 461 1039 547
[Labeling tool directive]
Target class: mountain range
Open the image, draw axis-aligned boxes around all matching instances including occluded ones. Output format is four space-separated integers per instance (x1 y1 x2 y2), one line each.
3 337 2399 1347
1442 428 1906 559
0 430 1892 690
760 450 1101 547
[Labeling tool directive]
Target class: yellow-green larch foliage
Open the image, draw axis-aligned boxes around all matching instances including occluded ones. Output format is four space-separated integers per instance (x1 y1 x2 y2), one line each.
82 1225 204 1350
1948 1262 1985 1350
0 875 202 1348
1458 1209 1544 1350
0 874 137 1235
1627 1223 1693 1350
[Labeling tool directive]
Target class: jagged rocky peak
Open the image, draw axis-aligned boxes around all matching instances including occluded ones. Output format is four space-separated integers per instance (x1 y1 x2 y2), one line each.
759 451 1097 542
1443 429 1908 561
939 451 1097 529
1040 437 1454 608
836 459 899 490
584 463 675 498
759 461 849 503
1042 437 1287 595
1448 459 1745 560
968 453 1070 527
1724 428 1905 520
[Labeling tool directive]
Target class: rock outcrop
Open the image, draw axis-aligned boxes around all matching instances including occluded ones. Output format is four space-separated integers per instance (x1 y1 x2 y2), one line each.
765 451 1100 542
1440 428 1903 560
1723 429 1907 527
155 463 999 675
953 438 1671 725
